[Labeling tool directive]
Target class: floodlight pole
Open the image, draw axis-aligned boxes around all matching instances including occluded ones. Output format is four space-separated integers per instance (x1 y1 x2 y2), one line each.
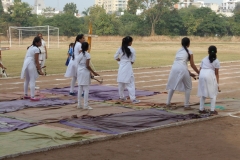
9 27 11 47
19 29 20 46
48 25 50 48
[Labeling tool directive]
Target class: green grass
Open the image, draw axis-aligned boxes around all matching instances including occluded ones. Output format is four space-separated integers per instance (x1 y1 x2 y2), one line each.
1 41 240 77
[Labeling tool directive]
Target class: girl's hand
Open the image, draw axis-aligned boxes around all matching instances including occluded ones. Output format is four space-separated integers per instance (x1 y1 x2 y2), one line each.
116 58 120 61
218 86 221 92
37 70 44 75
93 72 99 76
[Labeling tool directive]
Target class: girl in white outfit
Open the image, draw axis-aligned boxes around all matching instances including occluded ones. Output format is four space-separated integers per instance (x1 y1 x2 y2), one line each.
21 37 44 101
37 33 47 71
198 46 220 115
76 42 99 109
114 36 140 104
65 34 85 95
166 37 199 109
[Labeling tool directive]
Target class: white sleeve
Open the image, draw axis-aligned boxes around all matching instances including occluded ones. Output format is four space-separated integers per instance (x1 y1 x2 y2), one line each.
189 49 193 55
214 59 220 69
114 48 121 60
86 53 91 59
131 48 136 62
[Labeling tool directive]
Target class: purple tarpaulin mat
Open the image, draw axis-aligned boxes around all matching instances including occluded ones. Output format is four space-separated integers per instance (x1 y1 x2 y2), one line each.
0 117 34 132
42 85 159 101
60 109 201 135
0 98 76 113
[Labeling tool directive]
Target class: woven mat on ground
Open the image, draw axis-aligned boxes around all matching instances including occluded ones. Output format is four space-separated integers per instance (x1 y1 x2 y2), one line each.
0 98 76 113
0 124 105 158
0 117 34 132
107 93 201 110
60 109 203 135
5 102 135 123
41 84 159 101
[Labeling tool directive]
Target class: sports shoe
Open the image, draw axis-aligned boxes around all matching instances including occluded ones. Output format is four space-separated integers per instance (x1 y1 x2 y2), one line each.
132 99 140 104
119 97 127 101
83 106 93 110
77 105 83 109
30 97 40 101
184 106 194 110
24 95 30 99
69 92 76 96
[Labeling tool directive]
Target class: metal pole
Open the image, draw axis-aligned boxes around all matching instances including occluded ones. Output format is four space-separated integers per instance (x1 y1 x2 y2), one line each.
9 27 11 47
48 25 50 48
58 28 59 48
19 29 20 46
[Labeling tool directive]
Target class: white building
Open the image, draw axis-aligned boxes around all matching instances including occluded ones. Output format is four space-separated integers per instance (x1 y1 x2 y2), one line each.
2 0 13 12
175 0 194 10
221 0 240 12
95 0 129 14
33 0 46 15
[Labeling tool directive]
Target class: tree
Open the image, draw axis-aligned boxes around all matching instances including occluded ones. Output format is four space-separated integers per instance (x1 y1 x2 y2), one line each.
0 0 3 14
82 8 90 16
234 2 240 13
8 2 35 26
63 3 78 15
14 0 21 2
141 0 179 36
127 0 143 14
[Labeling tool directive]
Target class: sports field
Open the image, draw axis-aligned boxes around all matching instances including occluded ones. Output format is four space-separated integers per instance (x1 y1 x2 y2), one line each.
1 37 240 160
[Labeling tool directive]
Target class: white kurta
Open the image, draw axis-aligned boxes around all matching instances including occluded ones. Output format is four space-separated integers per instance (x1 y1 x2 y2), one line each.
198 56 220 98
166 47 193 92
77 52 91 85
114 46 136 83
21 46 39 79
65 42 82 77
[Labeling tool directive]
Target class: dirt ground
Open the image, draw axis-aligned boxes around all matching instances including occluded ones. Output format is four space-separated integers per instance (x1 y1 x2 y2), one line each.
1 61 240 160
8 117 240 160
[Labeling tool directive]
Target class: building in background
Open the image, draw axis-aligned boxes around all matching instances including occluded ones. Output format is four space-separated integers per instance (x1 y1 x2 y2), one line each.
2 0 14 12
174 0 194 10
33 0 45 15
95 0 129 14
221 0 240 12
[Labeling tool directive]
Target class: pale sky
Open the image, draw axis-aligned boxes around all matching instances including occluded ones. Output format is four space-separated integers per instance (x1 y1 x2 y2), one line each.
21 0 221 13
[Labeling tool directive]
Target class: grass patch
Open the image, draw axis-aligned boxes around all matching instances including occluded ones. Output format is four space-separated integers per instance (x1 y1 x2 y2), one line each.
1 41 240 77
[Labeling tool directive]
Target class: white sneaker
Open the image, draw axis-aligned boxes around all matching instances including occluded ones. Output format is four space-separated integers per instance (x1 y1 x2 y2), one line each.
83 106 93 110
77 105 83 109
132 99 140 104
119 97 127 101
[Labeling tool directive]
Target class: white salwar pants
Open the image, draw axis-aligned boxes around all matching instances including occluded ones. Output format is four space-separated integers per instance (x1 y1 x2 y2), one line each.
70 76 77 93
24 64 36 98
78 85 89 107
118 76 136 101
200 96 216 111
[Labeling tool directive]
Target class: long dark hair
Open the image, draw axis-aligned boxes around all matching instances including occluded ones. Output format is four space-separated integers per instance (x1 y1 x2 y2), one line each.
121 36 133 58
81 42 89 56
72 34 84 60
208 45 217 63
27 36 41 53
181 37 191 61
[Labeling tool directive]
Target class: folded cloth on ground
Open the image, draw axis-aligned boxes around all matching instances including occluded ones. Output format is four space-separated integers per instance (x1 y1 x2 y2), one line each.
41 85 159 101
0 98 76 113
60 109 203 134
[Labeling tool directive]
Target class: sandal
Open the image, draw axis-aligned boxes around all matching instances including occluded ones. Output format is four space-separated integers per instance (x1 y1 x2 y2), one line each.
199 109 209 114
184 106 194 110
210 110 218 115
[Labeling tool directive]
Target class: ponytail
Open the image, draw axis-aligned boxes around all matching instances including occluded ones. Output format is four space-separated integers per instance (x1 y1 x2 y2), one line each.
121 36 133 58
72 34 84 60
81 42 89 56
181 37 191 61
27 36 41 53
208 45 217 63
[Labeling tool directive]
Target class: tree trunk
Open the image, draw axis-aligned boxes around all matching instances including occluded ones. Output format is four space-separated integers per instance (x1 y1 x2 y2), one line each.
150 21 155 36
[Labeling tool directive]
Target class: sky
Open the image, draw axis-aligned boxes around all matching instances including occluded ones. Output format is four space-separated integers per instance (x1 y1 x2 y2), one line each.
21 0 221 13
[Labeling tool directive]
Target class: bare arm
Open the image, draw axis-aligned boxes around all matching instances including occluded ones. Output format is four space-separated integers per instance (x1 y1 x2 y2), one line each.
35 53 44 75
215 68 220 91
189 54 199 74
0 63 6 69
86 59 99 76
45 46 48 59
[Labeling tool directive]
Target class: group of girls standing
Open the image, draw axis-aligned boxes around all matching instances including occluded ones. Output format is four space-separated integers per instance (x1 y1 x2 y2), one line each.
21 35 220 114
166 37 220 115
